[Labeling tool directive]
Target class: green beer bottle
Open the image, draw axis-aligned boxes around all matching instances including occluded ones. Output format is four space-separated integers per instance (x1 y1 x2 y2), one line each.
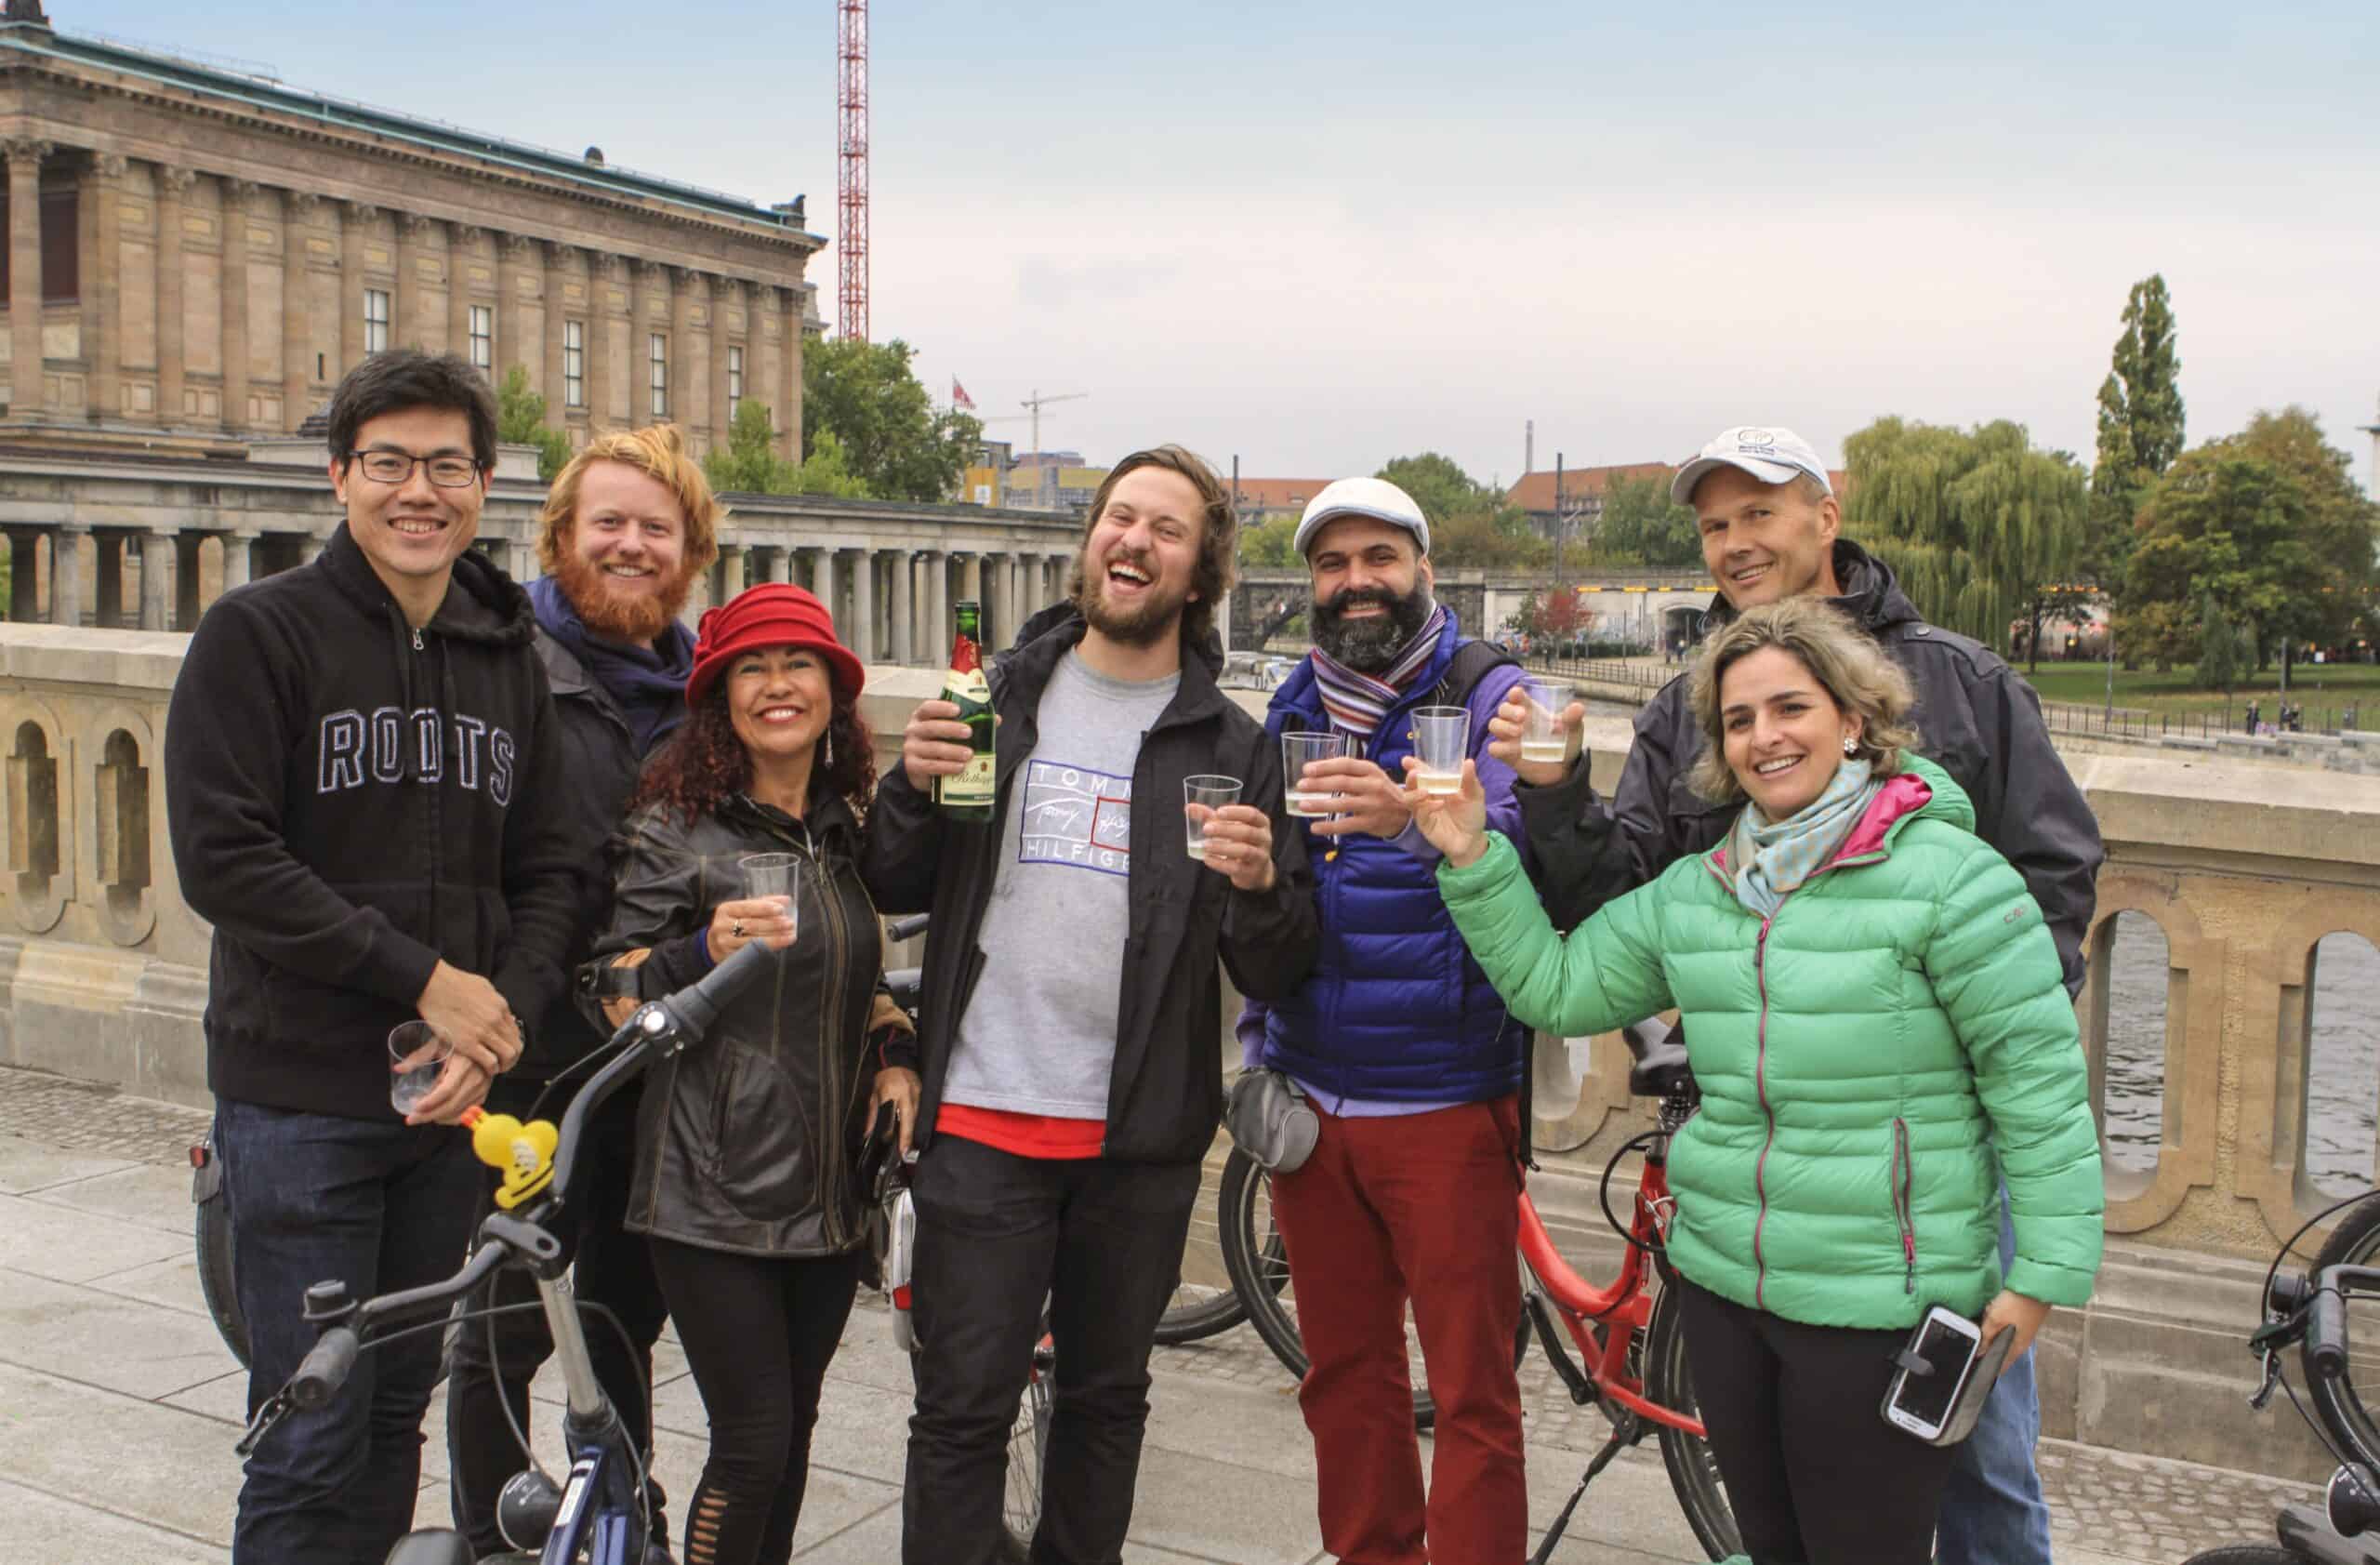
937 600 997 820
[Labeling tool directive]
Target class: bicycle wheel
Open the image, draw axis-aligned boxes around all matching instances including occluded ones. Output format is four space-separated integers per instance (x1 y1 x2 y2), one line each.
2176 1549 2295 1565
1218 1147 1525 1433
1641 1279 1741 1561
2306 1192 2380 1467
1154 1154 1249 1346
998 1340 1053 1563
192 1152 251 1370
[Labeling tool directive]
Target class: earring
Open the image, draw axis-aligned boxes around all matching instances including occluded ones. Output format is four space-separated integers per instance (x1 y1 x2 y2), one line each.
1842 734 1858 755
825 727 836 769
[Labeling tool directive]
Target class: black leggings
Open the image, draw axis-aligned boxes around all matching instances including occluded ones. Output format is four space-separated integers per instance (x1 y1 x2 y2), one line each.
647 1239 865 1565
1673 1275 1959 1565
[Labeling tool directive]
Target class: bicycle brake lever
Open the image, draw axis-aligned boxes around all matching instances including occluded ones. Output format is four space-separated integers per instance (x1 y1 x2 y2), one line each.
236 1388 295 1456
2251 1347 2282 1412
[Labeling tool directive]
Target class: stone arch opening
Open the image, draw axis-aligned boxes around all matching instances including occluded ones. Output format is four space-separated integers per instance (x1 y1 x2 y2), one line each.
95 727 152 922
2089 909 2174 1183
7 720 60 901
2303 931 2380 1200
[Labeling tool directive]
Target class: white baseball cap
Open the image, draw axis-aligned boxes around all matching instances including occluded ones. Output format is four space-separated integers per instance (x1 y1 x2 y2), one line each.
1292 476 1431 558
1671 426 1834 507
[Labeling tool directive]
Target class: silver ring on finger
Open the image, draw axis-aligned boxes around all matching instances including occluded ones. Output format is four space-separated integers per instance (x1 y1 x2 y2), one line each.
731 920 746 939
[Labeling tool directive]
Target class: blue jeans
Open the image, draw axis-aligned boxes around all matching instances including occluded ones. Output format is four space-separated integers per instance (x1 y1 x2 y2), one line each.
216 1096 482 1565
1936 1188 2055 1565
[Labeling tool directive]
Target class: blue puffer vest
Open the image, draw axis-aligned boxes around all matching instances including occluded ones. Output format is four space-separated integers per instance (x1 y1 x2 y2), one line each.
1258 615 1527 1104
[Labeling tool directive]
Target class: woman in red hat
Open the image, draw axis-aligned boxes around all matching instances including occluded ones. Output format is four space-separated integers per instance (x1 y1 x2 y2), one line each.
585 582 919 1565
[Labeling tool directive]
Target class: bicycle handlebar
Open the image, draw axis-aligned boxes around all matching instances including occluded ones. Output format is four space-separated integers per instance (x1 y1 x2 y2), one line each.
288 1327 360 1410
886 913 930 944
2312 1266 2357 1380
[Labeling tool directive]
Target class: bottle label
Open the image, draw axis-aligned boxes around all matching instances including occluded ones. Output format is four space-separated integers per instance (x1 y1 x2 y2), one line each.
937 664 997 811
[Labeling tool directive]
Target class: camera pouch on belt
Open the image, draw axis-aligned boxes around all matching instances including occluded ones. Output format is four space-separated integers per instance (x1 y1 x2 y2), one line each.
1225 1068 1318 1174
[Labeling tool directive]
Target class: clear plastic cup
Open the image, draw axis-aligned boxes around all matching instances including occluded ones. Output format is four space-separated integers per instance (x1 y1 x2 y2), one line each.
1183 775 1243 859
1409 705 1471 795
389 1021 451 1116
1282 732 1351 818
1520 679 1571 765
740 853 800 948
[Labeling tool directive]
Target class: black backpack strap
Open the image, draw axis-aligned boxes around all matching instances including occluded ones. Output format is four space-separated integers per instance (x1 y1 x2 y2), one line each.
1430 638 1520 710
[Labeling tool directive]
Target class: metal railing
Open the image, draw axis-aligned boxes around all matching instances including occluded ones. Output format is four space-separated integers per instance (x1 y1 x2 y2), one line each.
2039 700 2367 743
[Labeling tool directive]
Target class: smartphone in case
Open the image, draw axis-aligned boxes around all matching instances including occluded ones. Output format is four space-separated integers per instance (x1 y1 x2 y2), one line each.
1882 1305 1988 1443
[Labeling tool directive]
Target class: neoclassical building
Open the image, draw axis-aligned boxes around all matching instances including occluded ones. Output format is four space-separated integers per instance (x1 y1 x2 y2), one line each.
0 1 822 458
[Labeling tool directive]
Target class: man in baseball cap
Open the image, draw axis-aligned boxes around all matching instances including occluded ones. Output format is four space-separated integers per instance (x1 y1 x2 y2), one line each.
1246 474 1537 1565
1491 421 2104 1565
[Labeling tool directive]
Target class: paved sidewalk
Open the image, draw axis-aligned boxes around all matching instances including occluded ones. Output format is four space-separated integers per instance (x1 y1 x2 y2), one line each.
0 1066 2322 1563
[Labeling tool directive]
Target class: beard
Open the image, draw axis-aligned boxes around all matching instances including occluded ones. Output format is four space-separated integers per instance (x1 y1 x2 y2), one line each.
552 545 694 644
1313 581 1435 672
1072 547 1192 648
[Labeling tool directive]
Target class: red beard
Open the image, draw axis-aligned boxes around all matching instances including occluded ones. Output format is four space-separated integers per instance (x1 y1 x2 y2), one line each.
551 541 694 643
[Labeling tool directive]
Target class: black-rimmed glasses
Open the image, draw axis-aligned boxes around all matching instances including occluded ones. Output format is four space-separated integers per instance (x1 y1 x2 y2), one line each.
347 449 484 488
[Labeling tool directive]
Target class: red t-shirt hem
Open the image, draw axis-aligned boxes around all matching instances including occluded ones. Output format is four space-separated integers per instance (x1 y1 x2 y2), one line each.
935 1103 1105 1160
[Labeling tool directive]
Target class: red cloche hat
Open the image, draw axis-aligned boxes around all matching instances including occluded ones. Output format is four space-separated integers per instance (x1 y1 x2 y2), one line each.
686 583 866 710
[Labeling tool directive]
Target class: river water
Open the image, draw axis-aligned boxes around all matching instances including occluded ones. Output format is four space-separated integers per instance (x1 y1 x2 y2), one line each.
1570 696 2380 1193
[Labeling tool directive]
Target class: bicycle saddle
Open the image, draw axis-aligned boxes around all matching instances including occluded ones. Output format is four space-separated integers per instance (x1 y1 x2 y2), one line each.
1622 1019 1693 1099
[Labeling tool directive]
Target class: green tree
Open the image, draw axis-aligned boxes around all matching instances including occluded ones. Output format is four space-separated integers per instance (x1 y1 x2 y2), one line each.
801 337 982 501
1591 470 1701 569
704 399 800 493
495 365 572 482
1841 417 2090 663
2087 274 2185 595
1237 513 1301 569
2117 407 2379 672
2194 592 2244 693
1372 453 1546 572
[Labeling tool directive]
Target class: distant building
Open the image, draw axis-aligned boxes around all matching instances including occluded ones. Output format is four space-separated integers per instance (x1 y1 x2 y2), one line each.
1226 477 1337 524
1506 462 1853 540
959 442 1107 513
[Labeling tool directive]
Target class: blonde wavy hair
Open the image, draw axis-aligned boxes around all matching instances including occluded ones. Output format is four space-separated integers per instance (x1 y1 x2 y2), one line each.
535 424 724 576
1686 597 1921 804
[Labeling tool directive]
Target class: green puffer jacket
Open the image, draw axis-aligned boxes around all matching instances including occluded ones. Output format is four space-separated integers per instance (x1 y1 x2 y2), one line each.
1440 755 2102 1330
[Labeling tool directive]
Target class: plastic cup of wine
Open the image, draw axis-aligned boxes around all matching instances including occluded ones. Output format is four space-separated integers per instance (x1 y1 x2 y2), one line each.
1183 776 1244 859
1410 706 1471 796
1282 732 1350 818
1521 679 1571 765
389 1021 453 1118
740 852 801 949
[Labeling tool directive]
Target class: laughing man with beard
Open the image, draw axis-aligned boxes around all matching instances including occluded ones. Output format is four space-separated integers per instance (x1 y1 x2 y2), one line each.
444 424 720 1563
1241 477 1536 1565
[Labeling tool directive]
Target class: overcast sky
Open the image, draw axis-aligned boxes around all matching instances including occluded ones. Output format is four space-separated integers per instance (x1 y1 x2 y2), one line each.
78 0 2380 492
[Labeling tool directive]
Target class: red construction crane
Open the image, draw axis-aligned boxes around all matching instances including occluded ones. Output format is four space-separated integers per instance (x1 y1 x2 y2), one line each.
836 0 868 340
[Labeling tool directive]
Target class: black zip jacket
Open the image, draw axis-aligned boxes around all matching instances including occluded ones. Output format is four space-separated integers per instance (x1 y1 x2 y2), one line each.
1520 540 2103 993
588 791 918 1258
518 625 663 1081
858 603 1323 1164
164 524 586 1120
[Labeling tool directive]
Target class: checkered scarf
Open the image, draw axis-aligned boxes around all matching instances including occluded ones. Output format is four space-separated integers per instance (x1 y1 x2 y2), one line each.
1308 603 1448 742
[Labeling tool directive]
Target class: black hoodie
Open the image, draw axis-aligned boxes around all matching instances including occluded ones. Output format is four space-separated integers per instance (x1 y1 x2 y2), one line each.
1516 539 2103 992
165 524 586 1121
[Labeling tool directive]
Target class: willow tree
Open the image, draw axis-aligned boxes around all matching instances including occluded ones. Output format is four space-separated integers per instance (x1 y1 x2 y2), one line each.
1842 418 2089 667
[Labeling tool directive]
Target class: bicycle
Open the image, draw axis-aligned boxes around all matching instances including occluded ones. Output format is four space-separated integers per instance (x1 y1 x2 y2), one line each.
2181 1189 2380 1565
1222 1023 1740 1560
234 939 778 1565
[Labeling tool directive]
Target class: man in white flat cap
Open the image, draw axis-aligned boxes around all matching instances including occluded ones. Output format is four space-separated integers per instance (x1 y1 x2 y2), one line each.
1238 475 1535 1565
1491 425 2102 1565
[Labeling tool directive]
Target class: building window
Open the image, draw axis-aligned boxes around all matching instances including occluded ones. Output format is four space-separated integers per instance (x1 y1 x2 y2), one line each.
468 305 493 374
364 288 391 354
0 187 84 302
648 332 668 418
727 345 744 418
562 320 585 408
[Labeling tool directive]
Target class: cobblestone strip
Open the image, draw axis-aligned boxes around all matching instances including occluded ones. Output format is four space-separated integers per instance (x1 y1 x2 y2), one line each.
0 1066 213 1164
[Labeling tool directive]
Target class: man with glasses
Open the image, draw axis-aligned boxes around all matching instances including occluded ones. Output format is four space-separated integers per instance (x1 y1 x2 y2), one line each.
166 350 584 1564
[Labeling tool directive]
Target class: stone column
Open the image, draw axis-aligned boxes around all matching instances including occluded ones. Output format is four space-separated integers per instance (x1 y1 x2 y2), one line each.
89 154 128 423
779 286 801 458
282 191 319 428
813 547 840 626
221 531 257 592
714 278 743 432
538 243 566 417
50 525 85 626
340 202 376 371
497 233 531 382
393 214 430 352
889 549 915 664
848 550 877 661
174 531 204 628
139 529 172 630
763 546 790 585
220 179 259 431
670 269 701 439
6 139 49 416
590 254 621 428
156 167 198 425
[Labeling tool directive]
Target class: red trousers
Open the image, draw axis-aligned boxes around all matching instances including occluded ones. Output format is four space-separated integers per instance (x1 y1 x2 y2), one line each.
1270 1096 1527 1565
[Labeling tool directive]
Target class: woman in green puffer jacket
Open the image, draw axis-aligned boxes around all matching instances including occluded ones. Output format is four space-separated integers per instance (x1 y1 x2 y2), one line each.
1407 597 2102 1565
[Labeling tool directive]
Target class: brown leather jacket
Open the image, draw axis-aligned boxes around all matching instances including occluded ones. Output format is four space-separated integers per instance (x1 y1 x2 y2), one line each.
585 789 915 1258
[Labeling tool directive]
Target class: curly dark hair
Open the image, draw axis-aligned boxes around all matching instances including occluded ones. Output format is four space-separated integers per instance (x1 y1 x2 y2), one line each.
629 681 878 826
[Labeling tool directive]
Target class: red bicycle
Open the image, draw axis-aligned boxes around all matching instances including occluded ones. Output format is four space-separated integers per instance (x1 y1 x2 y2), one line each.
1221 1025 1740 1562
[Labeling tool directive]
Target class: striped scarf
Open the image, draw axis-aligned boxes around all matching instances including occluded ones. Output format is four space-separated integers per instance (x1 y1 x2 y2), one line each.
1309 603 1448 742
1725 757 1879 920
